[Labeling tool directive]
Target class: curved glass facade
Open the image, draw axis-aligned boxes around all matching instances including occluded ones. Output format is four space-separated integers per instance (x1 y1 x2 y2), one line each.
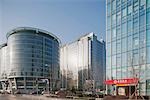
8 31 59 78
0 27 60 93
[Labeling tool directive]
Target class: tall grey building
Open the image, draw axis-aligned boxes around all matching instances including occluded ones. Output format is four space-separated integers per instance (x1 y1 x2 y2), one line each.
60 33 106 90
0 27 60 93
106 0 150 96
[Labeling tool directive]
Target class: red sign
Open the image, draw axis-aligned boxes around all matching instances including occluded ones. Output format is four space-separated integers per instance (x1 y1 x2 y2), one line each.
105 78 139 85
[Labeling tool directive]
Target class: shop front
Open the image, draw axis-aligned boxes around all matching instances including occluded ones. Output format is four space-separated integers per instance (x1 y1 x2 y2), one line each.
105 78 139 96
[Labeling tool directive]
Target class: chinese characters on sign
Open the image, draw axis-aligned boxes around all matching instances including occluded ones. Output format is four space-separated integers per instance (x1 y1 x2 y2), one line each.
105 78 139 85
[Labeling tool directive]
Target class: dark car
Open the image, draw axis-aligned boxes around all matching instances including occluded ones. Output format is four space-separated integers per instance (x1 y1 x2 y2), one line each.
30 91 42 95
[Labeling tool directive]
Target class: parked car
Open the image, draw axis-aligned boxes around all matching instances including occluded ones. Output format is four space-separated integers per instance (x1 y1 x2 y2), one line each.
30 90 42 95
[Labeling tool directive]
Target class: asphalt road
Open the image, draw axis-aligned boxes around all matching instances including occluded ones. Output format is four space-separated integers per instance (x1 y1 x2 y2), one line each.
0 94 69 100
0 94 103 100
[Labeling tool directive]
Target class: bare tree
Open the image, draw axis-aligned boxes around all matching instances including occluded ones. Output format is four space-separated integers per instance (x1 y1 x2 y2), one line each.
129 58 144 100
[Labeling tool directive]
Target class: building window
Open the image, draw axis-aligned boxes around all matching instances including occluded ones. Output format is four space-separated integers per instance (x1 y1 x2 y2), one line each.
139 14 145 29
133 5 138 12
139 31 145 48
107 16 111 29
147 9 150 25
116 68 121 79
112 27 116 39
127 20 133 33
112 69 116 79
140 48 146 64
112 41 116 55
127 51 132 66
122 0 126 3
128 36 132 51
117 11 121 25
140 13 145 27
133 33 139 49
107 30 111 42
122 22 127 37
128 5 132 15
128 67 133 78
147 0 150 8
122 53 127 67
106 69 111 79
140 0 146 6
122 67 127 78
117 25 121 39
112 14 116 25
133 17 138 32
106 56 111 69
133 49 139 65
146 65 150 79
112 0 116 11
112 55 116 68
116 0 121 8
147 47 150 64
122 37 127 52
122 8 127 17
107 43 111 56
117 39 121 54
107 3 111 15
116 54 121 68
146 29 150 46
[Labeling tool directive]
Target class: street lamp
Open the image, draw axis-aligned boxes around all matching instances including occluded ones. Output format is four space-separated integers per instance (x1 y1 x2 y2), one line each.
45 64 51 94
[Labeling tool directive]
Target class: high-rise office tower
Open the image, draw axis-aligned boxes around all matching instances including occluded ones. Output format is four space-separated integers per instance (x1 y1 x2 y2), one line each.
106 0 150 95
60 33 106 90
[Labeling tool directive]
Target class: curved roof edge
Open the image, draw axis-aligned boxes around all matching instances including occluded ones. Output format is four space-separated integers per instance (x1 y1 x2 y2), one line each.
0 43 7 49
6 27 61 44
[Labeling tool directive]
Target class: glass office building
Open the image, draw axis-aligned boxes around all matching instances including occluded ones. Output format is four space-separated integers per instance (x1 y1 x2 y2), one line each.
0 27 60 93
106 0 150 95
60 33 106 90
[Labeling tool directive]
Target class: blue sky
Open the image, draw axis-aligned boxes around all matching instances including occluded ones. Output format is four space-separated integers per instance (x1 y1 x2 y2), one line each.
0 0 106 44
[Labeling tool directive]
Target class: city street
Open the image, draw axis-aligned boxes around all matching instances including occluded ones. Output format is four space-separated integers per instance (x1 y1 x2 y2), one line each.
0 94 70 100
0 94 104 100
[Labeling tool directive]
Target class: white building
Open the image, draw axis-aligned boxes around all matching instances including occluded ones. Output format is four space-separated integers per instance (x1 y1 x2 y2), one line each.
60 33 106 90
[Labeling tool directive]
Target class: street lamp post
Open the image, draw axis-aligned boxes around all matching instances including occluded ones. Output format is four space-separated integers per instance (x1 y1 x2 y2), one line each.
36 78 38 96
45 64 51 94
